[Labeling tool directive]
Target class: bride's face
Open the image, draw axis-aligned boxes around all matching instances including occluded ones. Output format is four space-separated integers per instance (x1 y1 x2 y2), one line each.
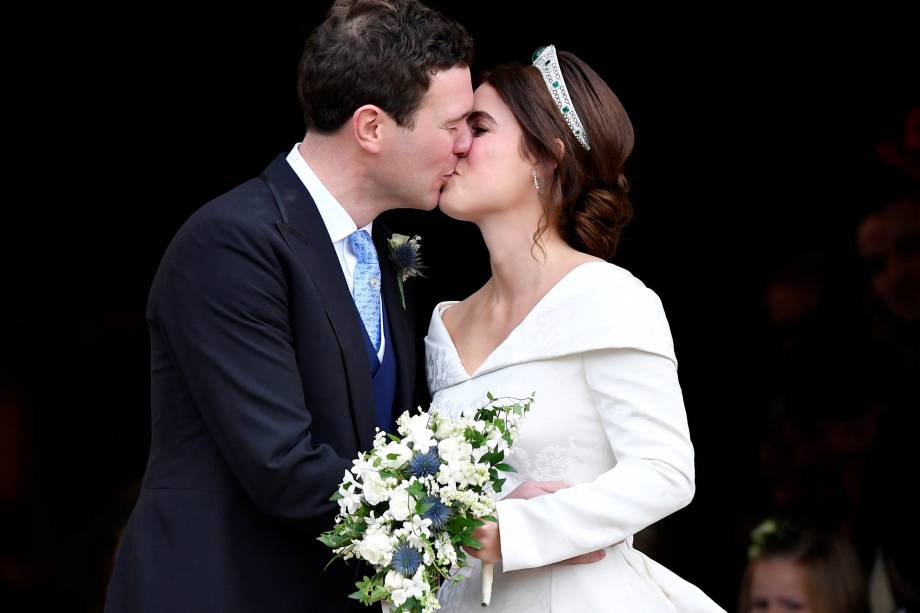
439 83 536 222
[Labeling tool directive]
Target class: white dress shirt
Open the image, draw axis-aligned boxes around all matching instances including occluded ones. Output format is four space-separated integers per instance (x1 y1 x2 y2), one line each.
286 144 385 362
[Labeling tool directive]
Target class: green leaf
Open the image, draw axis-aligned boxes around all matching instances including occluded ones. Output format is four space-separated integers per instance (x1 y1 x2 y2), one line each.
465 427 487 447
494 463 517 473
407 480 427 502
480 450 504 466
387 453 399 461
329 489 343 501
487 392 495 401
461 535 482 548
388 433 403 443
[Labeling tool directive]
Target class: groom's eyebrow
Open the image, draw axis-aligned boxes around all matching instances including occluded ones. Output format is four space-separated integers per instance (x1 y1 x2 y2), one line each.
446 111 471 124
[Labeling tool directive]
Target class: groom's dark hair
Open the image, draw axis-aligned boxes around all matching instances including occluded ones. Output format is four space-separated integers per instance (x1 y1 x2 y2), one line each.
298 0 474 133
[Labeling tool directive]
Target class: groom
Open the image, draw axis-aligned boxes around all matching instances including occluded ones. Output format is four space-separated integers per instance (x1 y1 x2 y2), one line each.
104 2 474 612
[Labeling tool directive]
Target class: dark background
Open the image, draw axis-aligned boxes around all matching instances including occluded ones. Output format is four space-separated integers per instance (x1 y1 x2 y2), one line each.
4 3 918 611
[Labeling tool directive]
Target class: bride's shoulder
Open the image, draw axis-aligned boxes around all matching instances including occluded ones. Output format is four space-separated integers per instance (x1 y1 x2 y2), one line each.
548 261 676 362
564 260 659 304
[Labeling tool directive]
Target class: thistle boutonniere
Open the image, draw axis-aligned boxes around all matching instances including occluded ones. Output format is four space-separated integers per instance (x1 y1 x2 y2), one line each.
387 233 425 309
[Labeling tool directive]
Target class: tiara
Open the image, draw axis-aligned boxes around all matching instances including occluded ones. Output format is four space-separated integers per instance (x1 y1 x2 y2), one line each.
532 45 590 150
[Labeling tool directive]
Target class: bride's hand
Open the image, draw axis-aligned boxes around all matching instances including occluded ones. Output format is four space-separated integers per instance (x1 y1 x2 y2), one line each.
464 481 607 566
503 480 571 499
463 520 606 565
464 521 502 563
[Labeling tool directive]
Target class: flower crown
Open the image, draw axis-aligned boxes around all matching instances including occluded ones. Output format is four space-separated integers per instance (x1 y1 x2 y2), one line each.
747 518 798 560
532 44 590 150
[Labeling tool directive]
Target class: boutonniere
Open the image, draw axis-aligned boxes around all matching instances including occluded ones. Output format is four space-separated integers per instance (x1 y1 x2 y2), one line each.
387 233 425 309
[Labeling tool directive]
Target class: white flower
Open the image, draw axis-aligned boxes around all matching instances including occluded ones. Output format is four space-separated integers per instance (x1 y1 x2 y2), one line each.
371 428 389 450
356 526 394 567
378 441 413 469
437 437 473 466
388 485 414 522
335 470 363 515
361 470 390 506
408 513 433 538
398 412 438 453
435 532 458 567
430 411 456 441
385 567 428 607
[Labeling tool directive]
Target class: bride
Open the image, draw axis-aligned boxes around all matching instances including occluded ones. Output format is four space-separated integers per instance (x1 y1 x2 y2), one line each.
425 45 725 612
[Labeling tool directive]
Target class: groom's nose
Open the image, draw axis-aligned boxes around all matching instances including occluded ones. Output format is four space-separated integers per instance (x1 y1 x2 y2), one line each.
453 122 473 156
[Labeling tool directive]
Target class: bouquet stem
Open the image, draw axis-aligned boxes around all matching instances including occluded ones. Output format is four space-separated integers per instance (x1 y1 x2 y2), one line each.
481 561 494 607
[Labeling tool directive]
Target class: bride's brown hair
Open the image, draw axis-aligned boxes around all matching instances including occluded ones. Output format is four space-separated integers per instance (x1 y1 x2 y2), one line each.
481 50 634 260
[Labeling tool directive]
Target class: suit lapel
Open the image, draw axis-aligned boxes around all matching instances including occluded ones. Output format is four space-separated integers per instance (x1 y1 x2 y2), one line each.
374 224 415 416
260 155 376 450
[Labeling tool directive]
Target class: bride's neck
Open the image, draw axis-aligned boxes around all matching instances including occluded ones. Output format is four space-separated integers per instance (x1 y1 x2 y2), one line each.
478 211 572 306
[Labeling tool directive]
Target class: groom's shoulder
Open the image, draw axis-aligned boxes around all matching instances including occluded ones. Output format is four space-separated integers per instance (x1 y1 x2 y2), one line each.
183 175 280 235
156 174 284 274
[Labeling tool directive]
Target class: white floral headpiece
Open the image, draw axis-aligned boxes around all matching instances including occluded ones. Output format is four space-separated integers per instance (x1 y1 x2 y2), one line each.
532 44 590 150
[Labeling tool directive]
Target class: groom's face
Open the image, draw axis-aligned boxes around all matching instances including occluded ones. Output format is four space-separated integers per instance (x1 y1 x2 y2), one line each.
384 66 474 211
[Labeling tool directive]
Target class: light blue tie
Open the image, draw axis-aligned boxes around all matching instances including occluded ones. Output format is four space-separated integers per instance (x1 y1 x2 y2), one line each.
348 229 381 353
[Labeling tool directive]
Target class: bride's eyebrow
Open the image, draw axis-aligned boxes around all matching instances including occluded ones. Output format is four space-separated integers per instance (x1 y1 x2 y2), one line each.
468 110 497 125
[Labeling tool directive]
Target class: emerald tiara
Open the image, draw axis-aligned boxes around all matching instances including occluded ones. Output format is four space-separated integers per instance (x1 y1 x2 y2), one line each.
532 44 590 150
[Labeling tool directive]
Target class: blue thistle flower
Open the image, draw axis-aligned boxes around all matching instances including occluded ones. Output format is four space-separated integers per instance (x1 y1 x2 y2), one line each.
391 541 423 577
421 495 452 530
388 237 425 281
408 449 440 478
387 234 426 309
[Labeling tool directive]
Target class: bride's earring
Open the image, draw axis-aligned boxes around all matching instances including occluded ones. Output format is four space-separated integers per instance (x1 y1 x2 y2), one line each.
532 167 541 194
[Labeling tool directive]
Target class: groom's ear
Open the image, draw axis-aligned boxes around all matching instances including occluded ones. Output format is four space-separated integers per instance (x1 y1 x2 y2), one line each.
352 105 386 154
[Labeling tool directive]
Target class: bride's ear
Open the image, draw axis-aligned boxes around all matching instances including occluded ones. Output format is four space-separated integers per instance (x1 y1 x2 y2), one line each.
552 138 565 164
532 138 564 171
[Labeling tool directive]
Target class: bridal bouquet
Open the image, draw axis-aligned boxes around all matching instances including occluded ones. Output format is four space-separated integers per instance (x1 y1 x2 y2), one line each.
319 393 534 613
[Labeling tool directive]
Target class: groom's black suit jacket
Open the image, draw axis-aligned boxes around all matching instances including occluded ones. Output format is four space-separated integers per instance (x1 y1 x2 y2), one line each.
105 155 422 613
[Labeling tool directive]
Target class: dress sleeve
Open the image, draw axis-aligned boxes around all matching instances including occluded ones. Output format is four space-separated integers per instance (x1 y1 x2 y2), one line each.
495 288 695 571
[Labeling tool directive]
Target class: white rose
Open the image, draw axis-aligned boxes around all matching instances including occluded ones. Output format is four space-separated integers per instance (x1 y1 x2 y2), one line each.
361 471 388 506
431 412 455 441
388 486 414 522
438 437 473 466
378 441 413 469
356 528 393 567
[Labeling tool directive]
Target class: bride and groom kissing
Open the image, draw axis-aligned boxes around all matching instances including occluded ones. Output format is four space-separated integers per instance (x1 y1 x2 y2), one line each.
104 1 725 611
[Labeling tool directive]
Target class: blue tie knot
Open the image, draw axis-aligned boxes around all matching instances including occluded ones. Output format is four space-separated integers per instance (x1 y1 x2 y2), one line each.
349 229 376 264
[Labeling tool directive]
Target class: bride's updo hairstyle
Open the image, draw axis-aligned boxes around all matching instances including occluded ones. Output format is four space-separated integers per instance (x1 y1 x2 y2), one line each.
481 46 634 260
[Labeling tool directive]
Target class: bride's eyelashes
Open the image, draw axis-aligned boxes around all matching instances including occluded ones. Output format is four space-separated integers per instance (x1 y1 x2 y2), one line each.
471 125 490 137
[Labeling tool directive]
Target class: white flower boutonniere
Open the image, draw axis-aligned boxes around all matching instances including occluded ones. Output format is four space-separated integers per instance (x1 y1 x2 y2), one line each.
387 233 425 309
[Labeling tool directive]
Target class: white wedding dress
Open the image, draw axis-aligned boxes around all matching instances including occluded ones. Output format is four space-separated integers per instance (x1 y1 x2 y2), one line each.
425 261 725 612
